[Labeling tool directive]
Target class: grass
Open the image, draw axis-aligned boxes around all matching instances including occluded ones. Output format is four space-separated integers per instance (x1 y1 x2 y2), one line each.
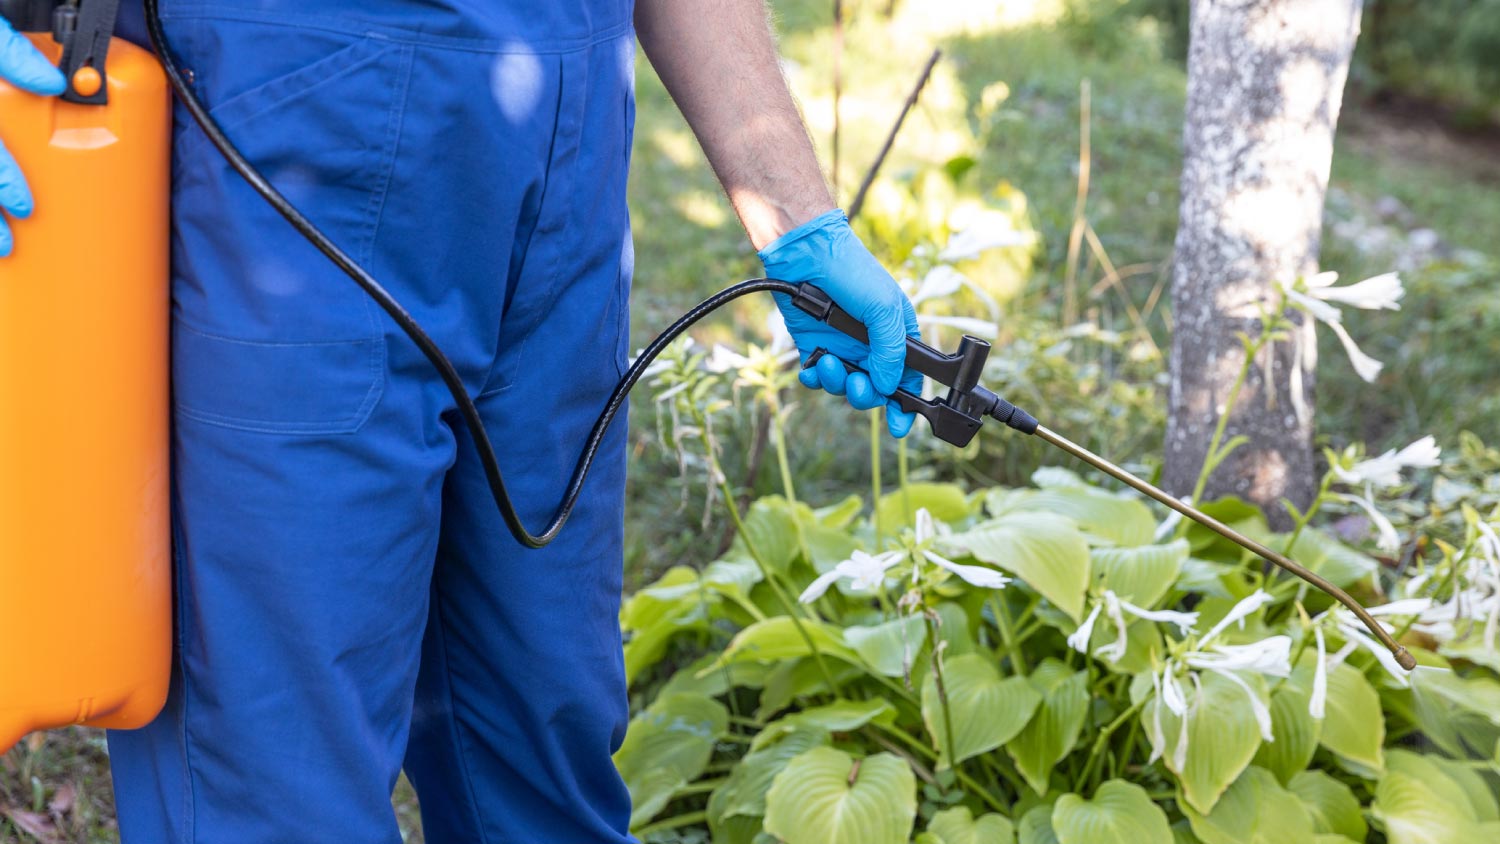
6 1 1499 840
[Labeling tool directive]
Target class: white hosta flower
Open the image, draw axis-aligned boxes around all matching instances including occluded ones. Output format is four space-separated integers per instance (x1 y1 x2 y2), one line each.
1332 436 1442 488
799 549 904 603
1335 490 1402 554
908 265 968 307
1146 668 1197 772
919 314 1000 340
938 211 1036 262
915 507 937 544
704 344 753 374
1184 636 1292 677
1477 520 1500 565
1067 601 1104 653
1068 590 1198 662
1199 590 1274 646
765 309 796 356
1306 271 1403 311
1145 591 1287 764
1279 271 1404 383
913 508 1007 590
1322 608 1415 684
1310 626 1328 719
923 549 1010 590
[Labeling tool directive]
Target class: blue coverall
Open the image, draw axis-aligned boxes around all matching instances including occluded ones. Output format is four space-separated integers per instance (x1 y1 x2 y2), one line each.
109 2 640 841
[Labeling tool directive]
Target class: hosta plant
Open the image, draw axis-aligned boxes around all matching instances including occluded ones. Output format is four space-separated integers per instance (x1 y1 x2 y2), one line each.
614 461 1500 844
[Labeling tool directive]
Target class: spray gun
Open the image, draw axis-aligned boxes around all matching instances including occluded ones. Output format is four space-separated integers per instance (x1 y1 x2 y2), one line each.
131 0 1416 671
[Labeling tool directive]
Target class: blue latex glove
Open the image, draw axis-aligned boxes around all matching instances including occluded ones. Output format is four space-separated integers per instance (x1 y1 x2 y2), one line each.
0 19 67 258
762 209 922 438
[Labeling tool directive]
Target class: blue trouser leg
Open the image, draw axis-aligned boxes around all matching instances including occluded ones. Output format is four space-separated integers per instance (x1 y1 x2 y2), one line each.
107 10 637 843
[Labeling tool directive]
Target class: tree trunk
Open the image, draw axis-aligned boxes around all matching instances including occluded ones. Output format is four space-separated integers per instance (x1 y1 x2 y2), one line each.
1164 0 1363 525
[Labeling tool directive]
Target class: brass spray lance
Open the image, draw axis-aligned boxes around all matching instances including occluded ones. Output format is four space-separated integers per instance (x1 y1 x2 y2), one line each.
788 283 1418 671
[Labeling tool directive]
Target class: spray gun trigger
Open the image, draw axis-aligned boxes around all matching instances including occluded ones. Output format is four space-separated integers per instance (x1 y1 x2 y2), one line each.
803 348 985 447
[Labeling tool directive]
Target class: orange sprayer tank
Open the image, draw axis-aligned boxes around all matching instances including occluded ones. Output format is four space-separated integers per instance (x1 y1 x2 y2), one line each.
0 32 171 750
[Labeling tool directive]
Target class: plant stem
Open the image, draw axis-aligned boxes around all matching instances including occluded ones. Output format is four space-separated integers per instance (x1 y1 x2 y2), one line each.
767 392 798 506
1078 696 1148 788
874 722 1010 814
1284 470 1333 557
673 777 729 796
898 437 911 519
633 810 708 839
870 411 884 544
992 595 1029 676
1179 331 1265 537
698 406 844 699
1113 711 1143 782
926 616 960 772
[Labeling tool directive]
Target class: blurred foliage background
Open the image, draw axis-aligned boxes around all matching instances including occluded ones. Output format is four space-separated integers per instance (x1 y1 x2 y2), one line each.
621 0 1500 590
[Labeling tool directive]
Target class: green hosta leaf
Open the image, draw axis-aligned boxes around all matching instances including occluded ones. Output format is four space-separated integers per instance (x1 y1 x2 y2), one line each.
1313 836 1361 844
922 653 1042 768
803 523 861 573
926 806 1016 844
621 566 699 629
733 496 801 574
815 494 864 529
1373 749 1496 844
763 748 917 844
756 658 862 720
1007 661 1089 795
701 558 764 605
1053 780 1173 844
659 654 770 699
621 567 711 684
1290 770 1367 841
845 615 928 678
708 727 829 844
613 693 729 829
751 698 895 751
1317 661 1385 776
1183 766 1315 844
1031 466 1086 488
1145 670 1265 814
1174 557 1237 599
944 512 1091 621
1086 615 1165 675
712 616 859 669
1184 497 1265 556
1018 803 1060 844
1239 524 1375 589
989 485 1156 547
933 601 975 656
877 482 971 530
1410 666 1500 759
1438 620 1500 673
1091 540 1189 607
1251 680 1320 784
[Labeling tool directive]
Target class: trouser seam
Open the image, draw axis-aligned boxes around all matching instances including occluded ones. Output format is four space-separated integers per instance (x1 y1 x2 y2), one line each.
169 498 198 843
431 591 495 844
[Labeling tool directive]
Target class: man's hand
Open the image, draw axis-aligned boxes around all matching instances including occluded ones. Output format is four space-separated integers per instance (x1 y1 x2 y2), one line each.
634 0 921 437
1 18 67 257
761 209 921 437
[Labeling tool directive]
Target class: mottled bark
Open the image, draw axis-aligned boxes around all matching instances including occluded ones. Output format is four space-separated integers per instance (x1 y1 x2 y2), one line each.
1164 0 1363 525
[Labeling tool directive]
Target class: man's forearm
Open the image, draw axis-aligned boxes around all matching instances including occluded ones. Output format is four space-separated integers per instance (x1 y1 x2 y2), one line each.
635 0 834 250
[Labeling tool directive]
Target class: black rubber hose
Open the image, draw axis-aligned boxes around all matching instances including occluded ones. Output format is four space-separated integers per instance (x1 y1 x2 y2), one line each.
144 0 796 547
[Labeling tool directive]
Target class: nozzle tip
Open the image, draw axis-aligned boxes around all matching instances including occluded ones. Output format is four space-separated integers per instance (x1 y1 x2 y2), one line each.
1394 647 1417 671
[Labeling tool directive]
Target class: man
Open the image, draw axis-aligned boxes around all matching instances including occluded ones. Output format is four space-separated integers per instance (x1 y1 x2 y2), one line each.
1 1 919 840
